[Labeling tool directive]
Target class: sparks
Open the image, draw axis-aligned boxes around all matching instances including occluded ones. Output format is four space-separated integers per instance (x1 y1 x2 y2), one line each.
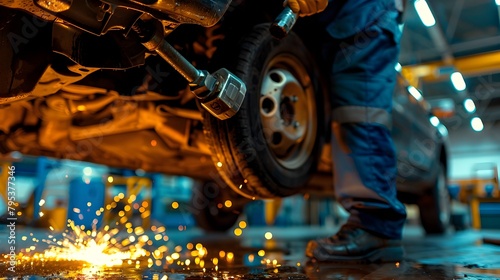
36 220 148 267
2 196 276 277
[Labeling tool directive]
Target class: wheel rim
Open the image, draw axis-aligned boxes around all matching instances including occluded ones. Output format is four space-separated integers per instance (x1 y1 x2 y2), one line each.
259 54 317 169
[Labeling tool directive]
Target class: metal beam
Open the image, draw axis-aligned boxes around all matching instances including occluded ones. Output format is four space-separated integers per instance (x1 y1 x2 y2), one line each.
401 0 454 87
425 87 500 101
400 35 500 64
444 0 464 40
402 51 500 82
481 109 500 122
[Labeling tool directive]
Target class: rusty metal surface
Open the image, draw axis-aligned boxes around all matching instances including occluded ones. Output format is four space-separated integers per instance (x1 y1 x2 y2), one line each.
0 0 55 20
0 0 232 28
103 0 233 27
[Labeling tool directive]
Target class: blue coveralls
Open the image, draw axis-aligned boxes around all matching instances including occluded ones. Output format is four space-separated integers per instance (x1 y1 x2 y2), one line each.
319 0 407 239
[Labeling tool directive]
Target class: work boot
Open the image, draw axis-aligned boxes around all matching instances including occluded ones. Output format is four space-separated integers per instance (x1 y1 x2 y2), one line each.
306 224 404 263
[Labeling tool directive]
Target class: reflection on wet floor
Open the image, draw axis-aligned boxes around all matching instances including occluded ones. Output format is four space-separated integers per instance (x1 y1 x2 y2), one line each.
1 225 500 279
4 259 500 279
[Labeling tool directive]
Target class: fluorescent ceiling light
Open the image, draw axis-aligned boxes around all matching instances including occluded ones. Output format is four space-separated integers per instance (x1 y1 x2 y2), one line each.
437 124 448 137
395 62 402 72
451 72 466 91
414 0 436 27
407 86 423 101
464 98 476 113
496 0 500 6
429 116 440 127
471 117 484 132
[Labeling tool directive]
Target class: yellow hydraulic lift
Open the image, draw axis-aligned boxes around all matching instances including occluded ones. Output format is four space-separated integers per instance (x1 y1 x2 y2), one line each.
450 163 499 229
0 162 10 205
264 198 282 226
104 176 153 229
402 50 500 85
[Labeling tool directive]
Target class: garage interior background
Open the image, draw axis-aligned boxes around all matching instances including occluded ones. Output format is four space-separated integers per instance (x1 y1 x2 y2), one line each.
400 0 500 180
1 0 500 229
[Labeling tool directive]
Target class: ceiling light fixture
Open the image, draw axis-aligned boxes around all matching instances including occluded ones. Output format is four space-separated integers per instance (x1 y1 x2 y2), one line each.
407 86 423 101
414 0 436 27
395 62 402 72
437 124 448 137
471 117 484 132
464 98 476 113
451 72 466 91
429 116 440 127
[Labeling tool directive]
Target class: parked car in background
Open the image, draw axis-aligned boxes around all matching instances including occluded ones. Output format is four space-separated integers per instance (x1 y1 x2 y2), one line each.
0 0 450 234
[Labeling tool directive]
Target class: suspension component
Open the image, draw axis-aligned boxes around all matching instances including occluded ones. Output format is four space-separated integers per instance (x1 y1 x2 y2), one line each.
134 19 246 120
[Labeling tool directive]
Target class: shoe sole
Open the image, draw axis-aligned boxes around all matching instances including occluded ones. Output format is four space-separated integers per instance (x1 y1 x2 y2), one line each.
311 246 404 263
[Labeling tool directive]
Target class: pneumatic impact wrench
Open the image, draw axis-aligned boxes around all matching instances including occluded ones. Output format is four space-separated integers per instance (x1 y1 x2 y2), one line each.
133 19 246 121
133 7 297 120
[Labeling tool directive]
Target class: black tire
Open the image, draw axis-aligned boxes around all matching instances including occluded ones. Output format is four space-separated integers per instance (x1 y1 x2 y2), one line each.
190 180 248 232
203 23 325 199
418 163 451 234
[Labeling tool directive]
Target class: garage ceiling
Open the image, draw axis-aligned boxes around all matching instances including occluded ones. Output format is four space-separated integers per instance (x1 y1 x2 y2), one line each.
399 0 500 132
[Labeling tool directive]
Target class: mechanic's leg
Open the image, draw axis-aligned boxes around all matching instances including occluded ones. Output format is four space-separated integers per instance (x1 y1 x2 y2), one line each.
329 21 407 240
331 122 406 238
306 21 407 262
332 18 406 239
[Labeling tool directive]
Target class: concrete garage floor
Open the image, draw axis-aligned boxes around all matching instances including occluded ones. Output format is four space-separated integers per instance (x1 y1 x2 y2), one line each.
1 222 500 279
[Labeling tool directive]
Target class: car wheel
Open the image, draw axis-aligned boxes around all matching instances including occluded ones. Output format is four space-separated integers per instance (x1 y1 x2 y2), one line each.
203 23 325 199
190 180 248 232
418 162 451 234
